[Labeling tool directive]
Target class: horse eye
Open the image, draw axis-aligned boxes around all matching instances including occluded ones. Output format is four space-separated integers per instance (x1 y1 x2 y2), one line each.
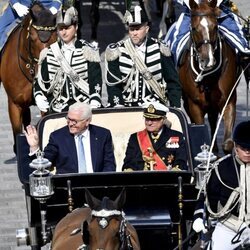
191 27 197 33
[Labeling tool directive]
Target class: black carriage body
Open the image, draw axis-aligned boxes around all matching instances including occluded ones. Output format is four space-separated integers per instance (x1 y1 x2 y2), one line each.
16 107 210 249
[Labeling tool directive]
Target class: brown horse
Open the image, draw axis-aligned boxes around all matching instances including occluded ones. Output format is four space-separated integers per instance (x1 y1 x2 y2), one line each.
0 2 57 155
178 0 239 154
51 189 141 250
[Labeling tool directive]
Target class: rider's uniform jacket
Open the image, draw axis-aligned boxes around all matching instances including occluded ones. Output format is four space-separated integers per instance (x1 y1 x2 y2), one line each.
165 0 250 65
194 155 250 227
122 125 188 171
34 39 102 113
105 37 182 108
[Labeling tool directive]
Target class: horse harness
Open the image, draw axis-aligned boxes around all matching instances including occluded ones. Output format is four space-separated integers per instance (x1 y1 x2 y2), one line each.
71 208 134 250
17 19 56 83
189 11 223 83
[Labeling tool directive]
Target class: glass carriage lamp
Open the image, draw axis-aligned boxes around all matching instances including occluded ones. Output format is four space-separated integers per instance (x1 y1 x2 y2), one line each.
29 150 54 202
194 144 217 190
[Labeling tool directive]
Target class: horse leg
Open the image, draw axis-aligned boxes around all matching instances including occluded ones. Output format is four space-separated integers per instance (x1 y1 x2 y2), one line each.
90 0 100 41
221 98 236 154
8 99 29 154
185 98 205 124
207 109 219 154
23 107 31 128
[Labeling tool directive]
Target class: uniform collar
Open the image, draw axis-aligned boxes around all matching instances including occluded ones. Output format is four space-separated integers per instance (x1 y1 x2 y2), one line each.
135 39 147 53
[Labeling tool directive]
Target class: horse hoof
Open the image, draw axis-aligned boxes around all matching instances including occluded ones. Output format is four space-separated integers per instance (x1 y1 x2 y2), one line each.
4 156 17 164
222 139 234 154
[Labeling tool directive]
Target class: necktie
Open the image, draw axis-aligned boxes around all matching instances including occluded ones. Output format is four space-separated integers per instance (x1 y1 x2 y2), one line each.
77 135 87 173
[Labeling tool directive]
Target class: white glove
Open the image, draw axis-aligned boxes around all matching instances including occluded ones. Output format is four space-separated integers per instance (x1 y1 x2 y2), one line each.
35 95 49 112
49 7 58 15
13 3 29 17
192 218 207 233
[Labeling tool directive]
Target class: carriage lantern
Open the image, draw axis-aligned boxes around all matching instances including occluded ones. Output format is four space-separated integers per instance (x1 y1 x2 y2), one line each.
194 144 217 190
29 150 54 202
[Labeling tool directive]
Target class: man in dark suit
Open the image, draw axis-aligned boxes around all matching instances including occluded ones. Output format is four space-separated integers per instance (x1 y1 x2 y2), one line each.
25 102 116 174
122 102 188 171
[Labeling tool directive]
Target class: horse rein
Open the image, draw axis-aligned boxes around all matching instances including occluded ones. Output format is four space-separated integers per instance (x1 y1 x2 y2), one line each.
17 19 56 83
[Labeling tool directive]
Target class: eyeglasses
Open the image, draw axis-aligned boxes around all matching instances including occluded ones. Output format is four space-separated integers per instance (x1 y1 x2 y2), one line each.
65 115 86 125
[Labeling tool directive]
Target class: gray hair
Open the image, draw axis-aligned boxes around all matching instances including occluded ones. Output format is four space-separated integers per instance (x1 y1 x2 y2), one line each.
68 103 92 120
163 116 172 128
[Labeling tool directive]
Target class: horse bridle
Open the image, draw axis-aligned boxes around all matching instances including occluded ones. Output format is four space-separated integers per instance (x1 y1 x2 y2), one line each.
190 11 219 51
189 11 222 81
75 209 134 250
17 19 56 83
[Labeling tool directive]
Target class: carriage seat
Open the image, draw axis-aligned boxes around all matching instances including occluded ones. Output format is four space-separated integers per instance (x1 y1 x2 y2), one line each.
36 107 185 172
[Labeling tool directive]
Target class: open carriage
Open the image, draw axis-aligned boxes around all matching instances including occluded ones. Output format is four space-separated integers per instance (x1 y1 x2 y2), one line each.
15 107 210 249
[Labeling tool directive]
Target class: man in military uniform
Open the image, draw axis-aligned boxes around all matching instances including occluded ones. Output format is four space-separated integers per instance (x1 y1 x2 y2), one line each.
104 5 182 108
34 6 102 113
192 120 250 249
122 102 187 171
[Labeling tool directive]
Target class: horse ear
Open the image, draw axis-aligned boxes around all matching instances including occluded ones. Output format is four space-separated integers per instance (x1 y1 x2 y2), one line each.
81 220 90 245
84 189 101 210
114 188 126 210
207 0 217 9
189 0 198 10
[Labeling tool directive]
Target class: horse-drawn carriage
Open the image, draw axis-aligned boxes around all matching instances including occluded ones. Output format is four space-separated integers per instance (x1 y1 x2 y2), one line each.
15 107 210 249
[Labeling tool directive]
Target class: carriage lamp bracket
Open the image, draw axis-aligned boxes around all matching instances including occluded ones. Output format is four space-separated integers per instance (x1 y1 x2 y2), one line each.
29 150 54 202
194 144 217 190
29 150 54 244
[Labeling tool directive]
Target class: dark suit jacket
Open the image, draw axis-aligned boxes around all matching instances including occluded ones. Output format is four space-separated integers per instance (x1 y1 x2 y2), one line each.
43 124 116 174
122 126 188 171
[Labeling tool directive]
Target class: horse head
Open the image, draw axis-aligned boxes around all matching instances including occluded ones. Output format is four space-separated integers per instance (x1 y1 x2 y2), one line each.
189 0 221 71
81 188 134 250
51 189 140 250
21 1 57 68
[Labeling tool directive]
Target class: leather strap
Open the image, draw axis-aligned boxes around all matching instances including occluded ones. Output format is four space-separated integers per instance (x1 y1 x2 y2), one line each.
124 39 167 104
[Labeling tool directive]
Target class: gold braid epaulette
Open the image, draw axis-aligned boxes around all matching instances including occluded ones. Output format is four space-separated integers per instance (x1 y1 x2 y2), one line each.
80 40 101 62
105 42 122 61
159 40 171 57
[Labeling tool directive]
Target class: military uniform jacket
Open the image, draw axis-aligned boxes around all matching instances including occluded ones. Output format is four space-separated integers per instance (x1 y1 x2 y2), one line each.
122 125 187 171
194 155 250 222
105 37 182 107
34 39 102 113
